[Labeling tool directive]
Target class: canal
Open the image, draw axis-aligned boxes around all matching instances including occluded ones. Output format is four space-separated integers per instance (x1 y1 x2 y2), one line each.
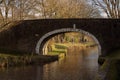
0 47 99 80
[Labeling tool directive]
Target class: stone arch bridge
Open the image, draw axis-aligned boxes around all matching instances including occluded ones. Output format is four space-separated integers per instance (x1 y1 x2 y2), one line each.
0 19 120 56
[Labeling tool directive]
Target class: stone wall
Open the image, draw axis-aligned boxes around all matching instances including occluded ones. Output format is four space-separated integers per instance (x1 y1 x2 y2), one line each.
0 19 119 55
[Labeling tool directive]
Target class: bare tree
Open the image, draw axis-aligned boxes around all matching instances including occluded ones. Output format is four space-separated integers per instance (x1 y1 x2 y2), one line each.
35 0 58 18
0 0 16 23
0 0 38 25
34 1 48 18
92 0 120 18
9 0 37 20
0 0 4 25
0 6 4 22
36 0 101 18
0 0 101 25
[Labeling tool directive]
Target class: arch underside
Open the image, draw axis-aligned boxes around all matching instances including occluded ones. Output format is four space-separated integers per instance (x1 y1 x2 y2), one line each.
35 28 101 55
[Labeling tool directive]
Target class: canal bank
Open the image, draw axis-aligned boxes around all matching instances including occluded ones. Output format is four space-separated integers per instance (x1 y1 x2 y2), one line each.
0 43 93 68
0 53 58 68
0 46 99 80
98 50 120 80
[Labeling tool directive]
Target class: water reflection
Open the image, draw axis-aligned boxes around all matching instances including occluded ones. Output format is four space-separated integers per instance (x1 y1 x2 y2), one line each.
0 47 99 80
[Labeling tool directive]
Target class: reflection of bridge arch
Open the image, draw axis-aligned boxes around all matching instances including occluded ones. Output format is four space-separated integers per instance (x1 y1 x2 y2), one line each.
35 28 101 55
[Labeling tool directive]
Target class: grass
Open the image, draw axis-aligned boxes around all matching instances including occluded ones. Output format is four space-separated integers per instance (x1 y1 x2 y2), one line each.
0 43 71 68
0 52 58 68
51 45 67 52
106 60 118 80
55 44 68 49
48 44 67 55
98 50 120 65
48 42 96 56
98 50 120 80
48 52 60 55
0 53 31 67
54 42 97 47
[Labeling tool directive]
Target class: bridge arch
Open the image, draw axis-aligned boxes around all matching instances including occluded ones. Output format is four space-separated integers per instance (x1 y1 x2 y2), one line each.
35 28 101 55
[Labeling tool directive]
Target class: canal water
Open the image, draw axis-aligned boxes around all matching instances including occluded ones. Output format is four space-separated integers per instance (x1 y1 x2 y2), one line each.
0 47 99 80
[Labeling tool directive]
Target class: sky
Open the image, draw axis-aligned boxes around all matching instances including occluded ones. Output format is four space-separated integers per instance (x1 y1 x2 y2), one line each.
100 12 107 18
